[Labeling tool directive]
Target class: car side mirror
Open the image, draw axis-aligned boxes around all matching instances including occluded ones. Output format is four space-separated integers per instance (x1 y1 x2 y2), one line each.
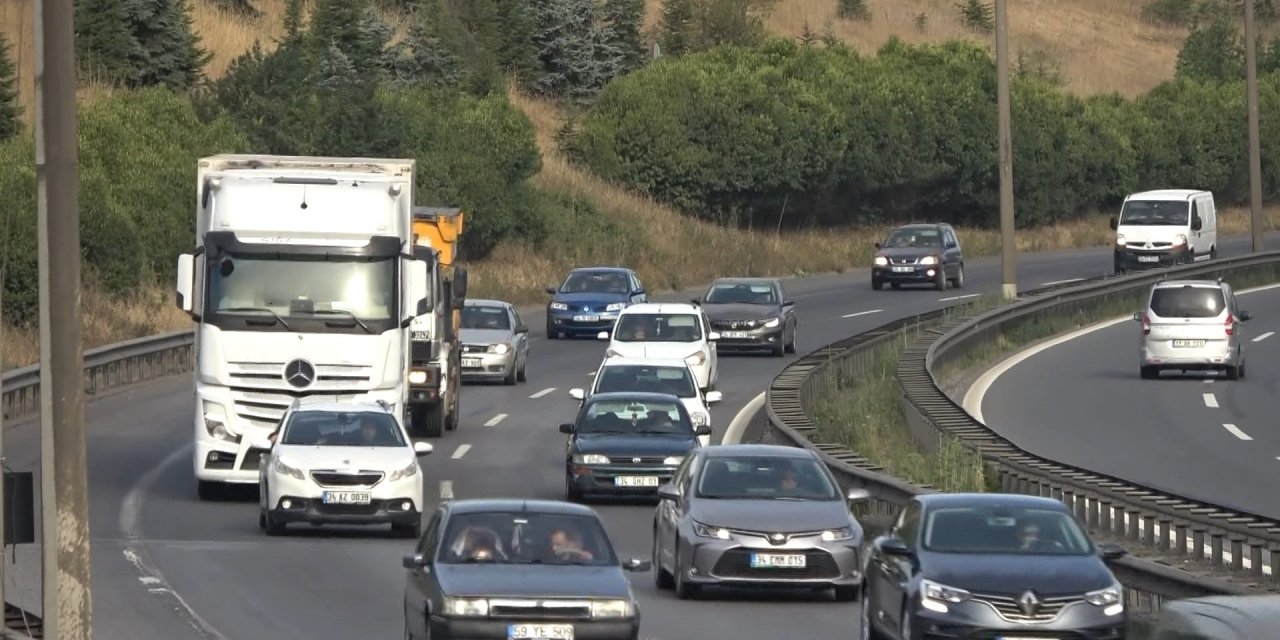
1131 311 1142 322
708 331 721 341
1099 543 1127 560
656 483 679 501
559 423 575 434
878 538 912 557
623 558 652 572
782 300 795 307
516 326 528 334
545 286 557 295
569 388 586 400
845 488 871 505
874 241 882 249
175 252 197 316
249 435 274 451
413 442 433 456
1109 216 1118 230
1239 310 1252 321
695 425 712 436
704 390 722 404
402 553 427 569
1192 216 1202 231
596 331 610 340
690 297 701 306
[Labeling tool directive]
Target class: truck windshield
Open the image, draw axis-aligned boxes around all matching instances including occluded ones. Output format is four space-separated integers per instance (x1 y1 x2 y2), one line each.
1119 200 1189 226
207 254 397 327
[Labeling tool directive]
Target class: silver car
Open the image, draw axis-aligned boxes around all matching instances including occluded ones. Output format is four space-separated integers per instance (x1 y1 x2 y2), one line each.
652 444 870 600
459 299 530 385
1133 279 1251 380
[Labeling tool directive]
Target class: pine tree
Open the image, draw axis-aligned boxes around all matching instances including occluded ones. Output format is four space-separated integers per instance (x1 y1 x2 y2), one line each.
493 0 540 79
531 0 614 99
391 7 465 88
600 0 645 72
74 0 142 84
283 0 305 39
319 41 360 88
127 0 211 89
957 0 993 34
798 19 818 46
659 0 697 56
309 0 393 76
0 33 18 141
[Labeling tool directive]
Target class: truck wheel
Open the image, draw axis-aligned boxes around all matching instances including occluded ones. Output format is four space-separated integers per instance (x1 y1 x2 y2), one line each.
410 405 444 438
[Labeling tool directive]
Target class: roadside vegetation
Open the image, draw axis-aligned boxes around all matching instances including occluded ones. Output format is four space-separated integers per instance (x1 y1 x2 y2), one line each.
1 0 1280 367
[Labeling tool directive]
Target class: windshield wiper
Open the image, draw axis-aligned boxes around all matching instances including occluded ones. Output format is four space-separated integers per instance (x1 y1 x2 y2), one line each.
220 307 292 330
633 429 681 434
311 309 373 334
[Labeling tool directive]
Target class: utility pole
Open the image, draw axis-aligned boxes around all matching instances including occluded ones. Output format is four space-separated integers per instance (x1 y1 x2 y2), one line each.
995 0 1017 300
34 0 93 637
1245 0 1264 253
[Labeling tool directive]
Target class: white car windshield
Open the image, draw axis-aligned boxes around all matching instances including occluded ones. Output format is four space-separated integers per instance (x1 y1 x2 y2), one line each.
595 365 696 398
578 399 693 435
922 507 1093 555
705 283 777 305
613 313 702 342
1119 200 1189 226
281 410 406 447
695 456 839 501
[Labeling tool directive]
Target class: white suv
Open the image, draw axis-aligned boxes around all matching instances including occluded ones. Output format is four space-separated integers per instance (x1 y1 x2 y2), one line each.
570 357 722 446
598 303 719 390
253 397 433 537
1133 279 1251 380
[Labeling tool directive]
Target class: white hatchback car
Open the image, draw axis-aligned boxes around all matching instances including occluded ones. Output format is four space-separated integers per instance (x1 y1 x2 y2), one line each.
598 303 720 390
253 397 433 538
570 357 722 447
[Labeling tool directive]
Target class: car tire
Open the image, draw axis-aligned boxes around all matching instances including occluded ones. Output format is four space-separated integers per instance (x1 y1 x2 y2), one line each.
951 264 965 289
673 540 699 600
263 509 286 536
546 322 559 340
411 404 445 438
652 529 674 589
393 520 421 539
1225 364 1240 381
771 339 785 357
833 585 860 602
934 268 948 290
871 278 883 291
861 590 884 640
890 282 901 290
503 362 517 386
196 480 220 501
1140 365 1158 380
565 476 582 503
517 358 528 383
784 325 797 354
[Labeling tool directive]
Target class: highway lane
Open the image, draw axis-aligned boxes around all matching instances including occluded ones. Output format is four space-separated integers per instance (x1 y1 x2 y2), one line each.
977 282 1280 520
16 232 1268 639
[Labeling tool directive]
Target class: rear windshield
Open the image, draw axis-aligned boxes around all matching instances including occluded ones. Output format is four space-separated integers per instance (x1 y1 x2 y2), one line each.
1149 286 1226 318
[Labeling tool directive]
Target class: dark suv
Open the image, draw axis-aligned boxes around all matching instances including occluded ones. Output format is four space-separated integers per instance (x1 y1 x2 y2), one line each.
871 223 965 291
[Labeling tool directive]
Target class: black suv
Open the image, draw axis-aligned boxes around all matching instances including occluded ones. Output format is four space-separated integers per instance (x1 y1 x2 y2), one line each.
871 223 965 291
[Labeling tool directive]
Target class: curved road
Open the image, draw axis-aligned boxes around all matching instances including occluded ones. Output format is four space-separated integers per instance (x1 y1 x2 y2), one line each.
5 236 1271 639
978 281 1280 521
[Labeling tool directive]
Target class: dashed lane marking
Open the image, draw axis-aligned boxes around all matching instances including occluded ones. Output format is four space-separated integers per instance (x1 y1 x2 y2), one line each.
1041 278 1085 286
939 293 980 302
440 480 454 500
484 414 507 427
841 309 883 319
530 387 557 399
451 444 471 459
1223 423 1252 441
1253 331 1274 343
1203 393 1219 408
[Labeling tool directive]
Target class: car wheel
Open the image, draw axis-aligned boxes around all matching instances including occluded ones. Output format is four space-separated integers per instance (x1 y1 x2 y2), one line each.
503 361 517 386
652 529 674 589
517 357 528 383
546 323 559 339
673 539 699 599
784 324 797 354
861 592 883 640
871 278 883 291
1140 365 1158 379
890 282 901 290
565 475 582 502
258 509 266 531
934 268 948 290
393 519 422 539
1210 246 1218 260
263 509 286 536
771 338 785 357
951 264 965 289
1225 364 1240 381
833 585 860 602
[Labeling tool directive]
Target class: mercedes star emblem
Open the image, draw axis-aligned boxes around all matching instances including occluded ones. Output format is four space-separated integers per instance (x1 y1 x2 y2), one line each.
1017 590 1041 616
283 358 316 389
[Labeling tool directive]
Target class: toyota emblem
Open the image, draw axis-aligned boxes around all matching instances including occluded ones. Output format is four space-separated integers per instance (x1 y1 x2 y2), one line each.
632 457 642 463
770 533 785 542
283 358 316 389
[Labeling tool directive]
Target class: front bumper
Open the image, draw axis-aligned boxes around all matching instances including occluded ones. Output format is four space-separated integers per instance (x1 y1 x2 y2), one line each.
682 536 863 588
872 264 943 284
460 351 515 379
1115 246 1189 270
567 463 679 496
547 308 620 334
428 615 637 640
1142 338 1236 369
710 325 784 350
270 498 421 526
908 598 1126 640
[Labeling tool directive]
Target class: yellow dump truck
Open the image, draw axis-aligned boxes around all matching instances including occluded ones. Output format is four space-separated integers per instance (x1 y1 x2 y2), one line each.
406 207 468 437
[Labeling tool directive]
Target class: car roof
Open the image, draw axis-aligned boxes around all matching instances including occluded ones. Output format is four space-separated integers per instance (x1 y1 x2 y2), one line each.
566 267 633 275
292 397 393 414
619 302 700 314
464 298 509 308
889 222 951 231
585 391 685 404
701 444 817 459
445 498 601 518
597 356 692 369
1126 189 1207 201
915 492 1069 511
708 277 779 287
1151 279 1225 290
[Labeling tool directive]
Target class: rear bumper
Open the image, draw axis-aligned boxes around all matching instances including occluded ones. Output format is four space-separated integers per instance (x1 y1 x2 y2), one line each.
1142 341 1238 369
428 616 637 640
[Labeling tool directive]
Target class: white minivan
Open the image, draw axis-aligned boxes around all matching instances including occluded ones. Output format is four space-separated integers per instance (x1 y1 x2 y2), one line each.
1110 189 1217 274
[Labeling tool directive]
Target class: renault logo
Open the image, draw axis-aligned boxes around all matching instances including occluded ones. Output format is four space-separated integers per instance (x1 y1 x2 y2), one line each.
1017 590 1041 616
283 358 315 389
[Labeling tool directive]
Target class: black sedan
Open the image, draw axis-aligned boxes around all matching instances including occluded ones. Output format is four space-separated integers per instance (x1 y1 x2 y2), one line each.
870 223 965 291
694 277 797 356
562 392 710 501
862 493 1128 640
402 499 651 640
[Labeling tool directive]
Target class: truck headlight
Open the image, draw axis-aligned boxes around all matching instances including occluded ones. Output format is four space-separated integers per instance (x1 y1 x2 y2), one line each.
202 402 237 443
409 370 428 384
489 343 510 355
550 302 568 311
443 597 489 617
389 459 419 481
272 457 304 480
572 454 609 465
591 599 632 618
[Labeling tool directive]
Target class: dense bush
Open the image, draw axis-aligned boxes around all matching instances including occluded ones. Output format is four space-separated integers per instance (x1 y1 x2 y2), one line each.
574 37 1280 230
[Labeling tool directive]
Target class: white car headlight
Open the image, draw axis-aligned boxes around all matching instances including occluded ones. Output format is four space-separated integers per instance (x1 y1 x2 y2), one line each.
763 317 781 328
919 255 939 265
1085 583 1123 607
272 457 304 480
572 454 609 465
443 597 489 617
1173 233 1188 247
550 302 568 311
693 521 731 540
691 412 709 427
202 401 236 442
874 256 888 266
605 302 625 311
820 527 854 541
490 343 510 355
1115 233 1126 246
921 579 971 605
663 456 684 466
591 599 632 618
686 351 706 366
389 459 419 481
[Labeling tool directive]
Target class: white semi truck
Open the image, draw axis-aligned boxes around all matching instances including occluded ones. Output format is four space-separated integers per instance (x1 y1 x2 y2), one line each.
174 154 464 500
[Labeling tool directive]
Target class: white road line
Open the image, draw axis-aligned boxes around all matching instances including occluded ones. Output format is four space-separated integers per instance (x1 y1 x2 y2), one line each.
1223 423 1252 440
451 444 471 459
440 480 454 500
1042 277 1085 286
1253 331 1274 343
842 309 883 319
1203 393 1219 408
1204 379 1214 384
939 293 980 302
723 391 766 445
587 371 597 376
529 387 557 399
484 414 507 427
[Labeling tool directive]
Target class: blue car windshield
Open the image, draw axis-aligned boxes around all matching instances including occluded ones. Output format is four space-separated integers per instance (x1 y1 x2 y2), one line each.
438 511 618 566
922 506 1093 555
561 272 629 294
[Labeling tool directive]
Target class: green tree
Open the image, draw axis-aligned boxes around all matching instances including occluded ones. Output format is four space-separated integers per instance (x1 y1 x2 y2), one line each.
957 0 993 34
1175 17 1243 80
309 0 395 76
391 6 465 89
659 0 696 55
600 0 647 72
0 33 18 141
207 0 261 18
493 0 541 79
530 0 618 99
74 0 141 84
128 0 211 89
694 0 778 50
283 0 305 39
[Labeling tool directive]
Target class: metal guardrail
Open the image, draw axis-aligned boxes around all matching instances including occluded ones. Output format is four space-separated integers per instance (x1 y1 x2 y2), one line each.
765 252 1280 618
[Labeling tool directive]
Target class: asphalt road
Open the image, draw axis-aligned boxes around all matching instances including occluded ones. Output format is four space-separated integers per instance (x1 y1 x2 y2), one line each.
978 277 1280 521
7 233 1274 640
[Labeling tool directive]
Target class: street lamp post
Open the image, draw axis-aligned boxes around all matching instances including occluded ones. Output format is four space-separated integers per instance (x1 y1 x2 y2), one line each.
995 0 1017 299
1245 0 1264 252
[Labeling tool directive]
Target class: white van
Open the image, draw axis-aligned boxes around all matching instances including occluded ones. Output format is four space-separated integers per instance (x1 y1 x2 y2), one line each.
1110 189 1217 274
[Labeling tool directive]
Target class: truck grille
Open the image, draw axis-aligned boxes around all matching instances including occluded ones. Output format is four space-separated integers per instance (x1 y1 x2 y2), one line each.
226 361 375 429
310 471 384 487
970 592 1083 624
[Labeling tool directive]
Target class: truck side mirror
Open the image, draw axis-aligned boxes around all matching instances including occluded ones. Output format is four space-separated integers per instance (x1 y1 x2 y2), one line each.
407 258 431 324
175 252 198 318
452 267 469 304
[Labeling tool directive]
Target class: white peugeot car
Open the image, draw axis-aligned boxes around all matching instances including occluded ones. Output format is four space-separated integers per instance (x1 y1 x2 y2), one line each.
570 357 722 447
597 303 720 390
253 397 432 538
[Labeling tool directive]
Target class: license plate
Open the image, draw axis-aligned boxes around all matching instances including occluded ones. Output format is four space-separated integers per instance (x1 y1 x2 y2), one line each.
1172 339 1205 348
462 357 482 367
1137 255 1160 262
997 637 1058 640
750 553 806 568
508 623 573 639
721 331 749 338
572 314 599 322
614 475 660 487
892 266 914 272
322 491 371 505
411 330 430 341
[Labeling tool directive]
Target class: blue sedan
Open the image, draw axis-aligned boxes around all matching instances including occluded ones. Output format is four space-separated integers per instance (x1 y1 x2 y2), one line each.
545 267 647 339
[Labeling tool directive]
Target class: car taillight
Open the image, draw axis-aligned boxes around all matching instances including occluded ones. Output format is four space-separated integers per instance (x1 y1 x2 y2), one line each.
1225 314 1234 336
1141 313 1151 335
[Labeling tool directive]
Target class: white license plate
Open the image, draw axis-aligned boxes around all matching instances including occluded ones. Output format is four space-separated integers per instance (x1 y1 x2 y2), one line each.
462 357 482 367
1137 255 1160 262
892 266 914 272
750 553 806 568
411 330 430 341
721 331 749 338
508 623 573 639
998 637 1058 640
1172 339 1205 348
322 491 371 505
614 475 660 487
572 314 599 322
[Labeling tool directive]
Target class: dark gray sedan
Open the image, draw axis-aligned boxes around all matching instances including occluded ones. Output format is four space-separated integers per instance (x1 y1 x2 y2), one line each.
651 444 870 600
694 277 797 356
402 499 651 640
